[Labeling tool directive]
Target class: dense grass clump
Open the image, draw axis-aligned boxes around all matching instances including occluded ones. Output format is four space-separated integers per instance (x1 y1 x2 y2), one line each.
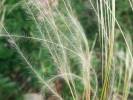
0 0 133 100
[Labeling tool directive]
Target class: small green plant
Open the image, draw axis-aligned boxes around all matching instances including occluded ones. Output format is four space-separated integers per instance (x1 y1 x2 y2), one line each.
0 74 23 100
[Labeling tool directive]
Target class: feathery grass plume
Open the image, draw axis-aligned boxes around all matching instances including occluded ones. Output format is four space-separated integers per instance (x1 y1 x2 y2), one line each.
25 0 98 99
0 0 133 100
1 0 96 99
24 0 99 99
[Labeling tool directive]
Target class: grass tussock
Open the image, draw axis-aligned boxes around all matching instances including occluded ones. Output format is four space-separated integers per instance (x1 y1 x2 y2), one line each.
0 0 133 100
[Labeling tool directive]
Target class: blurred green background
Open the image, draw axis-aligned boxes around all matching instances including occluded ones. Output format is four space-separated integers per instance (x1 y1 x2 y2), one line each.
0 0 133 100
